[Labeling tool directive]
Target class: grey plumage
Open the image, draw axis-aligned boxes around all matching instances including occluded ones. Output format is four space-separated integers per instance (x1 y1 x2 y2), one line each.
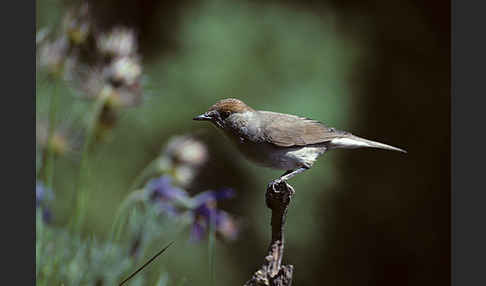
234 110 406 153
258 111 351 147
194 98 406 185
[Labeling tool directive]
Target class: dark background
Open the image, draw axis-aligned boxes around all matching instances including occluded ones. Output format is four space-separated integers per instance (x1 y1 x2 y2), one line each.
36 0 449 285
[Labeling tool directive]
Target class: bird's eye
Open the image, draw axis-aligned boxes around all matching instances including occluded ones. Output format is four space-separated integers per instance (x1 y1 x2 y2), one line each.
220 111 231 119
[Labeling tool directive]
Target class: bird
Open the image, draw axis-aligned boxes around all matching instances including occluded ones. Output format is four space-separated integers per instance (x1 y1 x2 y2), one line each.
193 98 406 189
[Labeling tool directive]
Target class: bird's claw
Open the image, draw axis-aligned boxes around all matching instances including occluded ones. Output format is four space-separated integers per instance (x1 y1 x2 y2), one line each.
268 179 284 192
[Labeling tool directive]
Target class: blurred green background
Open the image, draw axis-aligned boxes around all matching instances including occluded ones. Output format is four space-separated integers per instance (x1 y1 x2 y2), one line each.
36 0 449 285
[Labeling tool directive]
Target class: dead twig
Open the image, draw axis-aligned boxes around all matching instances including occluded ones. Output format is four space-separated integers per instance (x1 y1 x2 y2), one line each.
244 182 295 286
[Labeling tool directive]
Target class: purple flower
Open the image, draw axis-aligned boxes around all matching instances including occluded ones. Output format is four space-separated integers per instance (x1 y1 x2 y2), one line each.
144 177 238 241
190 219 206 241
146 176 188 216
36 182 53 206
191 188 235 205
36 184 45 207
147 176 188 201
42 208 52 224
36 182 53 223
189 188 238 242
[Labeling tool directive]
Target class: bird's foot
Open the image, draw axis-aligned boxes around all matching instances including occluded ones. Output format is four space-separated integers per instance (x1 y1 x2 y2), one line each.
267 179 287 193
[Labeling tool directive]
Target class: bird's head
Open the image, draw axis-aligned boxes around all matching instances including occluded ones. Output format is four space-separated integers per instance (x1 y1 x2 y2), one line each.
193 98 254 129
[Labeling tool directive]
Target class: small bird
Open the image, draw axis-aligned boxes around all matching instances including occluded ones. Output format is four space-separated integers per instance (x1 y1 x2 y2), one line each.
194 98 406 188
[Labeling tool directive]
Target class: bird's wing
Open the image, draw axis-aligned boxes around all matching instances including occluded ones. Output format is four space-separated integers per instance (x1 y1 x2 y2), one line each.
258 111 349 147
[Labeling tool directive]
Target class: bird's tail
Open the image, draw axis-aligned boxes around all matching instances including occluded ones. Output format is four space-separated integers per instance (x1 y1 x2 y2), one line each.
329 135 407 153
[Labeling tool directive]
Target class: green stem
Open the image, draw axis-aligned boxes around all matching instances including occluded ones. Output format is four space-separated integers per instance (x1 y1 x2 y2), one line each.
208 212 216 286
108 155 173 240
43 81 59 188
71 92 110 233
36 147 44 181
110 189 146 243
108 157 164 245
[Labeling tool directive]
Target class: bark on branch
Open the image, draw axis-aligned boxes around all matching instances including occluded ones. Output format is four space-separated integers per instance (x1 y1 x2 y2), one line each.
244 182 295 286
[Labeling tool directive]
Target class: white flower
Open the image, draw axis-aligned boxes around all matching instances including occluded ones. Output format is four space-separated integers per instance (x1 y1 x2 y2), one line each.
166 136 208 167
97 28 137 57
105 56 142 86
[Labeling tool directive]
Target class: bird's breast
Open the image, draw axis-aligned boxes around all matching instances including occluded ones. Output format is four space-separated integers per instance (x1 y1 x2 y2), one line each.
231 139 326 170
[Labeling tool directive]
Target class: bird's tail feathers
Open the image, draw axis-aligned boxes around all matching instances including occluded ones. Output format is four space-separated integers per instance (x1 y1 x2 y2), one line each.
329 135 407 153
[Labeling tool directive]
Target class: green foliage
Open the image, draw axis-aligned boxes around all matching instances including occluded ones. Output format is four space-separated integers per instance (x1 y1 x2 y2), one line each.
37 205 181 285
37 209 132 285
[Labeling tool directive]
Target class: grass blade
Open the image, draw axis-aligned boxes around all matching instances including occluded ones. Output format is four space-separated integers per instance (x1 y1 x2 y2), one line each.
119 241 175 286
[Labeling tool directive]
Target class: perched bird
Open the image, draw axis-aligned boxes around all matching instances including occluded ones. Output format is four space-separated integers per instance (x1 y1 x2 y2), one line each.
194 98 406 188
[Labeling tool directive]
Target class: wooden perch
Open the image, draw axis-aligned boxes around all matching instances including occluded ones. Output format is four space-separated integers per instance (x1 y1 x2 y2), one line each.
244 181 295 286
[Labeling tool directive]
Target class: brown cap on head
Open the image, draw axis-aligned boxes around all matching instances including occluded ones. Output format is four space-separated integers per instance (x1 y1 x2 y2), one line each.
208 98 254 114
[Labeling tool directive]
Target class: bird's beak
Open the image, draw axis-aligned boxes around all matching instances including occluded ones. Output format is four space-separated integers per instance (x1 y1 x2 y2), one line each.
193 113 212 121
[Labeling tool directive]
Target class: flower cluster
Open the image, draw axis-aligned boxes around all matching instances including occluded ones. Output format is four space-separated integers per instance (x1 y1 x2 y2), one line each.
37 3 91 79
157 135 209 187
36 182 54 223
93 27 143 108
36 3 144 141
147 176 189 216
37 35 71 78
145 175 238 242
36 120 80 158
62 3 91 46
190 188 238 241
